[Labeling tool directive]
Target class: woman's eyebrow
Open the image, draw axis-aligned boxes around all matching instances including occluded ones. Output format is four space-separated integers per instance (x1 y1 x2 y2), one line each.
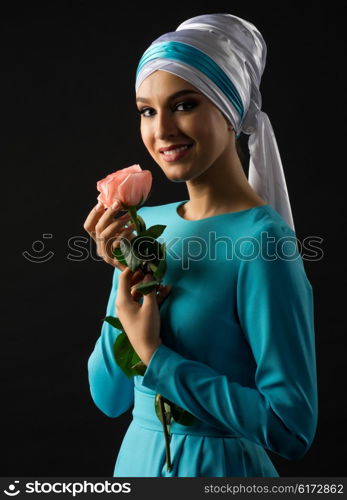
136 89 201 103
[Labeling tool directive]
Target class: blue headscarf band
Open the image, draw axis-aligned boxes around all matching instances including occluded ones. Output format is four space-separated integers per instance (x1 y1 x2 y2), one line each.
136 40 244 126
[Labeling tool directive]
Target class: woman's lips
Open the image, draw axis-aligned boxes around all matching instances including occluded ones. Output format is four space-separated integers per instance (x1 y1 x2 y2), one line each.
160 144 193 162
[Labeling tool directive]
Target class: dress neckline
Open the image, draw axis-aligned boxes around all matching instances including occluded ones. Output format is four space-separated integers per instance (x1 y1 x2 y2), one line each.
175 200 271 223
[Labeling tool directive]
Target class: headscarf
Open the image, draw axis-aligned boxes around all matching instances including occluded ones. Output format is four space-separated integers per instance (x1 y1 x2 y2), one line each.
135 13 295 231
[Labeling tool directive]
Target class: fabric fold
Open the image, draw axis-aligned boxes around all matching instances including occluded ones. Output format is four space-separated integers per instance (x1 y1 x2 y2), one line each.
248 111 295 231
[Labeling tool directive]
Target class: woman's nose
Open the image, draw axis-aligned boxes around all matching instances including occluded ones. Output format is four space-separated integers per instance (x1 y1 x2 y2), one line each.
154 110 178 139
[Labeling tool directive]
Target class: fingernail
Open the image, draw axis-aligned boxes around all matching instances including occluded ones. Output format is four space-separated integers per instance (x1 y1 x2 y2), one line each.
95 202 104 211
112 200 120 210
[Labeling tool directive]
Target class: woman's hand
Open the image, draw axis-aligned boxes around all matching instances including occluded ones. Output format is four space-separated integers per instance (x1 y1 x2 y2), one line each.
116 267 172 365
83 200 136 271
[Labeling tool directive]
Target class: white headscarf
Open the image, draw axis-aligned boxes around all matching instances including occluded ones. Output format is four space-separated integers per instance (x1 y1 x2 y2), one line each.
135 13 295 231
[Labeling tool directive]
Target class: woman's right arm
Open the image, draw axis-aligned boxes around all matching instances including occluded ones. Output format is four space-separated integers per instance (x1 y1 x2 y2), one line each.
88 266 135 418
84 203 170 417
83 201 138 418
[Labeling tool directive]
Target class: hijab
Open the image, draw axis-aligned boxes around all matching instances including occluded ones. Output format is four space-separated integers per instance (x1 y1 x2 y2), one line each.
135 13 295 231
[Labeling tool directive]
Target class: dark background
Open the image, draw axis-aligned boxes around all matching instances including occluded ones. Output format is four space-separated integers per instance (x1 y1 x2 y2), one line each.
2 2 345 477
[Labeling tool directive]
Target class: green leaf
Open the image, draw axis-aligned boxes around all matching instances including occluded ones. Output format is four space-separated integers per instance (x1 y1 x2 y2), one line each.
149 242 167 280
113 331 142 379
135 279 160 295
148 261 167 281
155 261 167 281
103 315 124 331
160 241 167 258
171 404 196 426
131 360 147 376
154 257 167 281
136 214 146 233
148 261 158 274
112 246 128 267
131 235 160 263
120 238 142 271
142 224 166 239
155 394 172 427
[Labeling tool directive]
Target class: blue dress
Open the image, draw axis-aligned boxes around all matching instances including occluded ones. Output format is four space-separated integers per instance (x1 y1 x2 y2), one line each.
87 200 318 477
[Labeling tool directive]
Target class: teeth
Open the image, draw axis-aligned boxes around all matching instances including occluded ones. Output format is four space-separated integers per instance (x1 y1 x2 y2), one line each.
163 145 190 155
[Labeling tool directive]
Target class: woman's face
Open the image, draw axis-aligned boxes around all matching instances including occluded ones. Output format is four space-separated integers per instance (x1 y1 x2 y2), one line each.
136 70 234 182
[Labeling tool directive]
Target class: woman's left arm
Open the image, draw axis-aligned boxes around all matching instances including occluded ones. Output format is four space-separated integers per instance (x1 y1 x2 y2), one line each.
140 222 318 461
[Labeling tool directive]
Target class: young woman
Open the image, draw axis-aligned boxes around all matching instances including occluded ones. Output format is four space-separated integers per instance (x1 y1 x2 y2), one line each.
84 13 318 477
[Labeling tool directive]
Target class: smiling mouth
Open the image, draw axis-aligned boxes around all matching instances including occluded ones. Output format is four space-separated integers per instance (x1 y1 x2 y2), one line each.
160 144 193 162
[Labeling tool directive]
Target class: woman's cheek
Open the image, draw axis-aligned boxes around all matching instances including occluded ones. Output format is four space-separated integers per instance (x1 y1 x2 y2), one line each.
140 132 151 153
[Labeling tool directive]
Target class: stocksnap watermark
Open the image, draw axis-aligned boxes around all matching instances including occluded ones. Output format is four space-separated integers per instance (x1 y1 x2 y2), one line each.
22 231 324 269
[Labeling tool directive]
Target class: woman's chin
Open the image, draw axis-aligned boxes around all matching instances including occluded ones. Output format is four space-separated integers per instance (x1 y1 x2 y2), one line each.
164 169 193 183
160 162 195 182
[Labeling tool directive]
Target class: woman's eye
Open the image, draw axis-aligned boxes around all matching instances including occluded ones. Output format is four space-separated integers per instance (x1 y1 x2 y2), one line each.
175 101 197 111
137 107 154 118
136 101 197 118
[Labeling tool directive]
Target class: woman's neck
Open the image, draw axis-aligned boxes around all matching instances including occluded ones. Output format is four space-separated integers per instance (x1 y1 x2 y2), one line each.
182 151 267 221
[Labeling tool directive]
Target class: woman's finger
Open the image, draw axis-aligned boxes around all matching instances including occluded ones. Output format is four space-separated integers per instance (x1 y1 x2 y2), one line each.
129 272 159 302
96 212 134 259
95 204 129 236
83 201 127 241
110 225 136 254
130 286 143 303
129 281 172 306
83 202 106 238
116 267 137 312
129 268 150 302
103 218 133 242
130 268 145 286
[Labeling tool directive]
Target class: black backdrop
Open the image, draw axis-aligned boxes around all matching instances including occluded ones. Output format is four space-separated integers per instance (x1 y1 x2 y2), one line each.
2 2 345 477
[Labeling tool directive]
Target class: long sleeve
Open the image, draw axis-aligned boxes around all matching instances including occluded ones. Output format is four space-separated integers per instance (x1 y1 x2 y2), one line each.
141 221 318 460
88 266 134 418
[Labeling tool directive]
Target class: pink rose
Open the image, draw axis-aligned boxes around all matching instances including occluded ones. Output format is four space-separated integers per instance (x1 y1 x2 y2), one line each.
96 164 152 208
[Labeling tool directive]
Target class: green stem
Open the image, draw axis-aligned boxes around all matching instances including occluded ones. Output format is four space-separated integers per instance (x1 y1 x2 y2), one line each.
128 206 141 235
158 395 173 472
